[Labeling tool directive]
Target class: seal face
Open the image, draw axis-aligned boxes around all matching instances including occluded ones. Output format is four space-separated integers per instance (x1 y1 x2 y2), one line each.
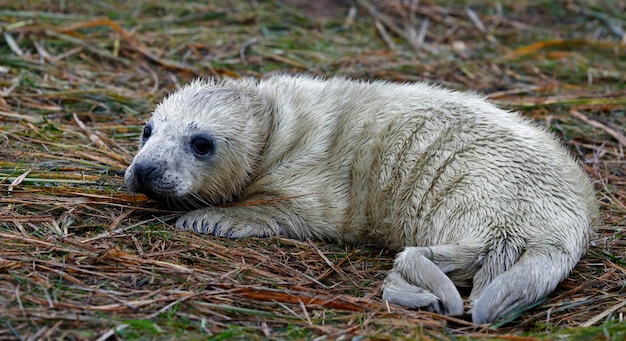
125 79 269 208
125 75 598 324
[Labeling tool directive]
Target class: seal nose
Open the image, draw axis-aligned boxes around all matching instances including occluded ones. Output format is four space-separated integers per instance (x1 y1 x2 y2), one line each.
133 161 159 188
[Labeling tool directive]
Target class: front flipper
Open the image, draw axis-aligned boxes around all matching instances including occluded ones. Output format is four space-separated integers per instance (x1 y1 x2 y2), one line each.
176 206 287 238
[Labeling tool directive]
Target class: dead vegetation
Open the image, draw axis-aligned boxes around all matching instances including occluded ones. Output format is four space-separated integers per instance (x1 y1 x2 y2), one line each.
0 0 624 340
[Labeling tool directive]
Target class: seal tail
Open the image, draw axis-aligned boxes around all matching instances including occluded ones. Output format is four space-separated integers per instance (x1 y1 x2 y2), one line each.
471 250 574 324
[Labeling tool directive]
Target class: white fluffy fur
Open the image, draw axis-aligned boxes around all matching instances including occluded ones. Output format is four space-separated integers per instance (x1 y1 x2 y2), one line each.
125 75 598 324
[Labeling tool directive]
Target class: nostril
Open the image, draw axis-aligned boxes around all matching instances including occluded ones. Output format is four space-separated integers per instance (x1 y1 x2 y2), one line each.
133 162 158 187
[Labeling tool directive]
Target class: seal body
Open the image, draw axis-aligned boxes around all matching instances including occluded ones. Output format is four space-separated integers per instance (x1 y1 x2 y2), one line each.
125 75 598 324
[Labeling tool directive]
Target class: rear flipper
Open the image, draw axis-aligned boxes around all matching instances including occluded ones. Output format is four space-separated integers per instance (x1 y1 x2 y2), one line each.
383 244 481 316
471 251 573 324
382 270 440 310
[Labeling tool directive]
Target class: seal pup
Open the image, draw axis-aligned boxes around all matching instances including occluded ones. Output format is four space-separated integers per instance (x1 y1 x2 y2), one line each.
125 75 598 324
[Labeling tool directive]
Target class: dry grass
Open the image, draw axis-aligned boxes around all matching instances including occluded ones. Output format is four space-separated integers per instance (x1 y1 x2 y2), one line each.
0 0 625 340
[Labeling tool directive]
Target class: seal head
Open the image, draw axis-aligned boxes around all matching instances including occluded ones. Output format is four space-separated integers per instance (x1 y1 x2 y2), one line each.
125 78 268 208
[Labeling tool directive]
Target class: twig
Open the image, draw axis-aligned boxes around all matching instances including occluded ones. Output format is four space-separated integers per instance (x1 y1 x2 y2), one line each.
356 0 407 41
95 324 129 341
44 29 131 66
73 113 131 165
464 7 497 44
82 216 177 243
240 38 258 66
570 109 626 146
3 33 23 56
0 10 92 20
7 168 32 192
580 297 626 327
416 18 429 46
358 0 436 53
57 18 199 73
374 19 397 50
343 5 357 27
567 3 625 42
308 242 350 283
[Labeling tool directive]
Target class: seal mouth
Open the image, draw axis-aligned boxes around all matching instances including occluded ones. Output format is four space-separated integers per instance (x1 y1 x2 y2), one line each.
133 185 161 201
134 186 212 211
125 165 215 210
137 183 175 197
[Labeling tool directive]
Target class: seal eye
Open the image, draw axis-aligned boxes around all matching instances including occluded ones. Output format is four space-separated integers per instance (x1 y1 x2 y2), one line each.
191 135 215 156
142 124 152 141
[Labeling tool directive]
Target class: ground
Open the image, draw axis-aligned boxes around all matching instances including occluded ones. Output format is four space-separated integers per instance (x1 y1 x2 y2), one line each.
0 0 625 340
